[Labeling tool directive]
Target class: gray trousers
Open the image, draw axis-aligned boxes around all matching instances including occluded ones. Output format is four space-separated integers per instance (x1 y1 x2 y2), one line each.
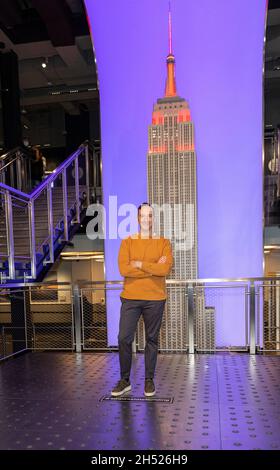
118 297 166 380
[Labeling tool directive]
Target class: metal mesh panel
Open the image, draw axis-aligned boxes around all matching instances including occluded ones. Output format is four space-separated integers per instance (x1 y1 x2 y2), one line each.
28 287 74 350
65 156 88 222
34 189 49 256
66 162 76 216
81 287 108 349
0 192 7 275
162 285 187 351
194 284 216 352
0 292 10 358
77 152 88 211
257 281 280 352
195 284 248 352
137 283 249 353
77 151 87 188
11 196 30 262
52 175 64 233
1 280 276 357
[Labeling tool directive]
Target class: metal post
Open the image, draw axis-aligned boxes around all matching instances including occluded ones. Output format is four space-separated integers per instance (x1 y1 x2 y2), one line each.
16 151 22 191
245 286 249 349
0 158 3 185
2 327 6 357
62 168 69 241
85 145 90 207
4 191 15 279
47 185 54 263
187 284 195 354
28 157 32 192
23 289 28 350
276 280 280 351
73 285 82 352
22 155 28 192
249 281 256 355
74 157 80 224
33 324 36 350
10 160 15 188
28 200 37 279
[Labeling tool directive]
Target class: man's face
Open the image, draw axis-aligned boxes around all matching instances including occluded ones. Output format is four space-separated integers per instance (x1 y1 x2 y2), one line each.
138 205 153 232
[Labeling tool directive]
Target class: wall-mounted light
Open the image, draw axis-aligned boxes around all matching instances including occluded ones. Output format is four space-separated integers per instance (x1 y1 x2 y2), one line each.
41 57 48 68
60 251 104 261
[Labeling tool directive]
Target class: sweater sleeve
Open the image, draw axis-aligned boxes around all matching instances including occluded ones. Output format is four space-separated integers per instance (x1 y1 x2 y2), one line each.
141 239 173 277
118 238 152 278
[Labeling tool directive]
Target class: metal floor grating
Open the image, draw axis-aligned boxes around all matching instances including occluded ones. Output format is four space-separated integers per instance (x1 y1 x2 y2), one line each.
0 352 279 450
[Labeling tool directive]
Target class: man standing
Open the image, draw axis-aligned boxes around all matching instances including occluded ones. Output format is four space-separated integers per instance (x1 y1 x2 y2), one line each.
111 202 173 397
31 146 46 187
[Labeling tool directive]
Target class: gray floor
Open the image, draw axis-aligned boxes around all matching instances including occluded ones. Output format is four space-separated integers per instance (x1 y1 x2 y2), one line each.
0 352 279 450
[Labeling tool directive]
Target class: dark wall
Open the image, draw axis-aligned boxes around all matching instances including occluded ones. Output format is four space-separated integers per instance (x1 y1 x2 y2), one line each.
65 108 90 154
0 50 22 149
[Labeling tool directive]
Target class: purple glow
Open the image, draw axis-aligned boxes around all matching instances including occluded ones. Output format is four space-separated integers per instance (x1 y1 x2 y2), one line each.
84 0 266 346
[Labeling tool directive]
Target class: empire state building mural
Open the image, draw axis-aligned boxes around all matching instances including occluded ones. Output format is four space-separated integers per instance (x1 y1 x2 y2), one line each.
137 6 215 351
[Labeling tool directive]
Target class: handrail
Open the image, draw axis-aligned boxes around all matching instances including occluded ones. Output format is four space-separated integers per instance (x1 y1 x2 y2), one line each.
1 275 280 289
0 156 18 171
0 145 85 200
0 182 30 200
0 277 278 355
78 276 280 284
0 146 33 192
29 146 83 200
0 142 96 282
0 146 25 162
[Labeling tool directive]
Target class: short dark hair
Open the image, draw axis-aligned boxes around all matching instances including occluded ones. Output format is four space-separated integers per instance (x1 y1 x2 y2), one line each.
137 202 153 215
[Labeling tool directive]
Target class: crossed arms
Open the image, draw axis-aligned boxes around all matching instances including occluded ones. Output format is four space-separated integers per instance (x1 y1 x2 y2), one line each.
118 238 173 278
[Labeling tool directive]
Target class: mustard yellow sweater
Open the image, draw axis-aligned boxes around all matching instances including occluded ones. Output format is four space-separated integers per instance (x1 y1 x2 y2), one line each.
118 233 173 300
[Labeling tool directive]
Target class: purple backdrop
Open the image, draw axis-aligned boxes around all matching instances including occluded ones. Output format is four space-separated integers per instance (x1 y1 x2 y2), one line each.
84 0 266 346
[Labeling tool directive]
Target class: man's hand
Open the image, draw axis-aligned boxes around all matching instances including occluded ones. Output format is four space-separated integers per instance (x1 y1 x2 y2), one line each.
130 257 166 269
130 260 143 269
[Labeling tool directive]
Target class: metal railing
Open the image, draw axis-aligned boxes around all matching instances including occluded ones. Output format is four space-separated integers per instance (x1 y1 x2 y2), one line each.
0 277 279 361
0 142 98 282
0 147 32 193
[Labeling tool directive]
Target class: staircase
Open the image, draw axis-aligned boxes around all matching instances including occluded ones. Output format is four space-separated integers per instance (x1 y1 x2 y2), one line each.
0 143 97 282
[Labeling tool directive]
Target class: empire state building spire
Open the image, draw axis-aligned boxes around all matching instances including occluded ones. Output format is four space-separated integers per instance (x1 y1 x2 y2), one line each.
164 1 177 98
